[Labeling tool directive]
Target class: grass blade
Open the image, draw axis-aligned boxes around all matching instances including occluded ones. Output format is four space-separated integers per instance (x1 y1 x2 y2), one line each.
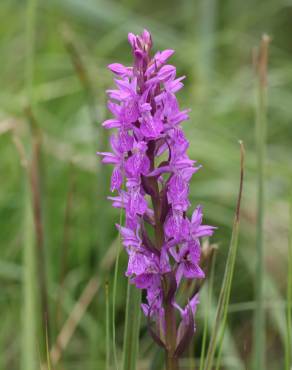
112 211 123 370
26 107 50 356
105 282 111 370
204 141 245 370
122 281 142 370
253 34 270 370
200 290 244 369
45 319 52 370
112 176 126 370
285 194 292 369
199 251 217 370
22 0 38 369
22 194 38 370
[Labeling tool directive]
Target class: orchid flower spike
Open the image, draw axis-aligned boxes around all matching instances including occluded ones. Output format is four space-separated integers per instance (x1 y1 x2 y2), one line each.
97 29 216 368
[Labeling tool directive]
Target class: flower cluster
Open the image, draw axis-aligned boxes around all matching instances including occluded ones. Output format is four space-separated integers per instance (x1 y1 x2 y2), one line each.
98 29 215 353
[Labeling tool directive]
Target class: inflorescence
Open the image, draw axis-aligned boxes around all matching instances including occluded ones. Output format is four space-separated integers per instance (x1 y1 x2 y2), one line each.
98 29 215 357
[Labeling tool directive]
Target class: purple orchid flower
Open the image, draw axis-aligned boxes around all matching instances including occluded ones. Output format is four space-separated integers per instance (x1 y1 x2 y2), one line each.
175 294 200 346
171 241 205 285
97 29 215 369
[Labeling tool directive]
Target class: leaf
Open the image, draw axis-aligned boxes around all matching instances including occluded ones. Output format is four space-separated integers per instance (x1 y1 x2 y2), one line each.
253 35 270 369
285 194 292 369
122 281 142 370
22 194 38 370
204 141 245 370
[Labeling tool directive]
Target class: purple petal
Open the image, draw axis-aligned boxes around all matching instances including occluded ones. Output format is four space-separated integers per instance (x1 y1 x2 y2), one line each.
110 167 123 191
183 261 205 279
102 119 121 129
140 116 163 139
108 63 132 77
128 32 136 47
157 65 176 81
176 264 184 285
188 294 200 316
126 252 149 276
96 152 119 165
165 76 185 93
191 205 203 225
192 225 216 238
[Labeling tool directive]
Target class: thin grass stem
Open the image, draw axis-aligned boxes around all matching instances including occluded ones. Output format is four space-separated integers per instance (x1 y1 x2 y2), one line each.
285 194 292 369
253 34 270 370
105 282 111 370
199 251 217 370
112 195 124 370
45 318 52 370
215 228 240 370
22 1 38 369
122 281 142 370
204 141 245 370
22 195 38 370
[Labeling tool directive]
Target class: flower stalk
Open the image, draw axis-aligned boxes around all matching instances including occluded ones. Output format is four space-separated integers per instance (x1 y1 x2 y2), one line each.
165 302 178 370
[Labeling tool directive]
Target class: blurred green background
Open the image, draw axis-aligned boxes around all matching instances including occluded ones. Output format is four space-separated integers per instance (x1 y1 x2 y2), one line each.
1 0 292 369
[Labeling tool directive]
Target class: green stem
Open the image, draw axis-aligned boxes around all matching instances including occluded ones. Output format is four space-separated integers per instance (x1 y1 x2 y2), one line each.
165 302 179 370
112 205 123 370
165 353 179 370
22 194 37 370
199 252 216 370
22 1 38 369
105 282 110 370
204 142 244 370
122 281 141 370
285 195 292 369
253 34 270 370
215 223 240 370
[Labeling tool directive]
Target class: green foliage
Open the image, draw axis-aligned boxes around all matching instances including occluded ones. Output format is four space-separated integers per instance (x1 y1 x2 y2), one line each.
22 195 38 370
253 35 270 370
199 251 216 370
285 196 292 369
122 281 141 370
204 142 244 370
